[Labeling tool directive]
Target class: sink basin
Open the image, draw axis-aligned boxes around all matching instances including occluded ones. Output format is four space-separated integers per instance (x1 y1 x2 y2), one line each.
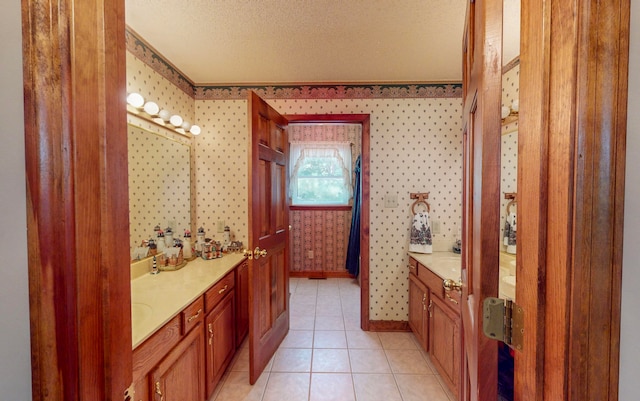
131 302 153 325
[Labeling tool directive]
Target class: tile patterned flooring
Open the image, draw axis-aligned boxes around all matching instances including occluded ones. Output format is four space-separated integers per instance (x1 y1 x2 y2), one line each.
211 277 455 401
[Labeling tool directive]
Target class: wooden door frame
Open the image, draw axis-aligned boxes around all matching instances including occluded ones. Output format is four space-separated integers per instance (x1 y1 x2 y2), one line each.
284 114 371 331
517 1 629 400
21 0 629 399
22 0 132 400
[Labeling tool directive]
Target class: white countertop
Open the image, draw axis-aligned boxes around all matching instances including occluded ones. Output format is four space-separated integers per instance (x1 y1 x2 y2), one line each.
408 251 517 300
408 251 462 281
131 253 246 348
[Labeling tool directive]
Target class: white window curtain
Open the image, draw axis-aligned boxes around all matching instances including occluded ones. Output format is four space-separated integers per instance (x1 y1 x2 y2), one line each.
289 141 353 204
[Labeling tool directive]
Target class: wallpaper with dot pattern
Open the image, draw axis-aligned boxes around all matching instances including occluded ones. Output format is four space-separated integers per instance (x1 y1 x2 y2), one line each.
196 98 462 320
500 63 519 251
288 124 362 274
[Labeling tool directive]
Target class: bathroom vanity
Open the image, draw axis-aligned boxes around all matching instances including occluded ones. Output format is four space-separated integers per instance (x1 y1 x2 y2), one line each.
408 252 463 398
130 254 248 401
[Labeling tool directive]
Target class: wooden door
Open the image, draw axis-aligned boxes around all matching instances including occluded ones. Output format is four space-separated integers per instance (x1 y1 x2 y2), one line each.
235 261 250 347
248 91 290 384
461 0 503 400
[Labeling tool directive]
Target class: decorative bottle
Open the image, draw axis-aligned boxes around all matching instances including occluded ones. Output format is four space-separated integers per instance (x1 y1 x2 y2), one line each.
183 229 192 259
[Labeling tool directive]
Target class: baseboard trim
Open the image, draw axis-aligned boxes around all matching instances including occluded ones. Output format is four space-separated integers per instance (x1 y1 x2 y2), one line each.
367 320 411 332
290 271 355 279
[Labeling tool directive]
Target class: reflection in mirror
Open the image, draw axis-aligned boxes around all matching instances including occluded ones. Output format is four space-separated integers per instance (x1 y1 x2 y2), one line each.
502 0 521 66
128 124 191 255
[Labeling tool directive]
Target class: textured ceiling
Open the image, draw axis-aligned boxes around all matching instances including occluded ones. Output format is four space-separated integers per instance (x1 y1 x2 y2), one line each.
125 0 469 85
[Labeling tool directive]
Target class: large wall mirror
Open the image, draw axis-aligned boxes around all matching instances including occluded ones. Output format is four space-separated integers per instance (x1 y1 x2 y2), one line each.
499 0 520 301
127 123 192 255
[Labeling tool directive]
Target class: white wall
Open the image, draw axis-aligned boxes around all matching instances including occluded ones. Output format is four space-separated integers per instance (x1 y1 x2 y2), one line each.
0 2 32 399
619 2 640 399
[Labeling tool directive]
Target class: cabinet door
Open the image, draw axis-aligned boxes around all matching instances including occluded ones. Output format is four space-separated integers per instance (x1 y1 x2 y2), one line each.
235 261 249 347
408 273 429 351
150 324 204 401
205 291 236 398
429 295 461 396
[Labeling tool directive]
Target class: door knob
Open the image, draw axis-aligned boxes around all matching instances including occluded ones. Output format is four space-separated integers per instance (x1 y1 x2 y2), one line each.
243 248 253 259
443 279 462 291
254 247 268 259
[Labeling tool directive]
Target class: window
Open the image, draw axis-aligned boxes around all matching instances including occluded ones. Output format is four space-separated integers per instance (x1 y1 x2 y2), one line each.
289 141 352 205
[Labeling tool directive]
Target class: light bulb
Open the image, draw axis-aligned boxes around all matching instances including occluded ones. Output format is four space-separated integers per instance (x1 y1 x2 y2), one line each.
181 121 192 131
190 125 201 135
126 93 144 108
143 101 159 116
158 109 171 122
169 115 183 127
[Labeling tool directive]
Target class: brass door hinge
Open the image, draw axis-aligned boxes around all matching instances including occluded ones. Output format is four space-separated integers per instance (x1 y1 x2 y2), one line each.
482 297 524 351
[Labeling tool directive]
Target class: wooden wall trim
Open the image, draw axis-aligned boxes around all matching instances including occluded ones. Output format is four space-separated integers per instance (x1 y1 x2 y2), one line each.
22 0 131 400
518 1 629 400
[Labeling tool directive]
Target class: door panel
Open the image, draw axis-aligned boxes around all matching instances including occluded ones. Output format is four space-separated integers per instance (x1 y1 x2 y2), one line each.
461 0 502 400
248 91 290 384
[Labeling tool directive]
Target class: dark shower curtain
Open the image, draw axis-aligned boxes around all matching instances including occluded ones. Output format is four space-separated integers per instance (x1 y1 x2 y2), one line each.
345 155 361 276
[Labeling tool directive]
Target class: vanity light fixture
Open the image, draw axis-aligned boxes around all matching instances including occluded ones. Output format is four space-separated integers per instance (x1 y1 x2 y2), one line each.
127 92 202 137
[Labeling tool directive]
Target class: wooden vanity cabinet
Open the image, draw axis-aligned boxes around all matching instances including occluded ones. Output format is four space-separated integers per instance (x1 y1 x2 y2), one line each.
235 261 249 347
205 288 236 397
150 324 205 401
132 260 248 401
408 273 429 350
408 256 462 397
429 295 461 393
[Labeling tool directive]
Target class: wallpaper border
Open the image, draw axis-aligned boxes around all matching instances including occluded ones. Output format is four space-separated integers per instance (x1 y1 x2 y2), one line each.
125 27 462 100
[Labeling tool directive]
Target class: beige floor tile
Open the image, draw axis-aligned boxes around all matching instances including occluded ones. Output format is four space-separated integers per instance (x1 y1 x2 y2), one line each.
271 348 312 372
313 330 347 348
315 303 344 317
229 345 249 371
315 315 345 331
435 374 458 401
352 373 402 401
262 372 311 401
281 330 314 348
291 314 316 330
395 374 451 401
343 313 362 331
311 348 351 373
345 330 382 349
212 370 269 401
377 332 419 350
291 303 317 316
309 373 355 401
348 349 391 373
385 349 433 374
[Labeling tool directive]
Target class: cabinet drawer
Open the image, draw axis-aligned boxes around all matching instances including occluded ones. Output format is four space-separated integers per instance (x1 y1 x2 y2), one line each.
205 271 235 312
408 257 418 276
182 297 204 335
418 263 445 300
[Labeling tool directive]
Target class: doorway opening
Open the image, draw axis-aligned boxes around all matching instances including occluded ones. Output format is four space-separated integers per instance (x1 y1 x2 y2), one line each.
285 114 371 330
